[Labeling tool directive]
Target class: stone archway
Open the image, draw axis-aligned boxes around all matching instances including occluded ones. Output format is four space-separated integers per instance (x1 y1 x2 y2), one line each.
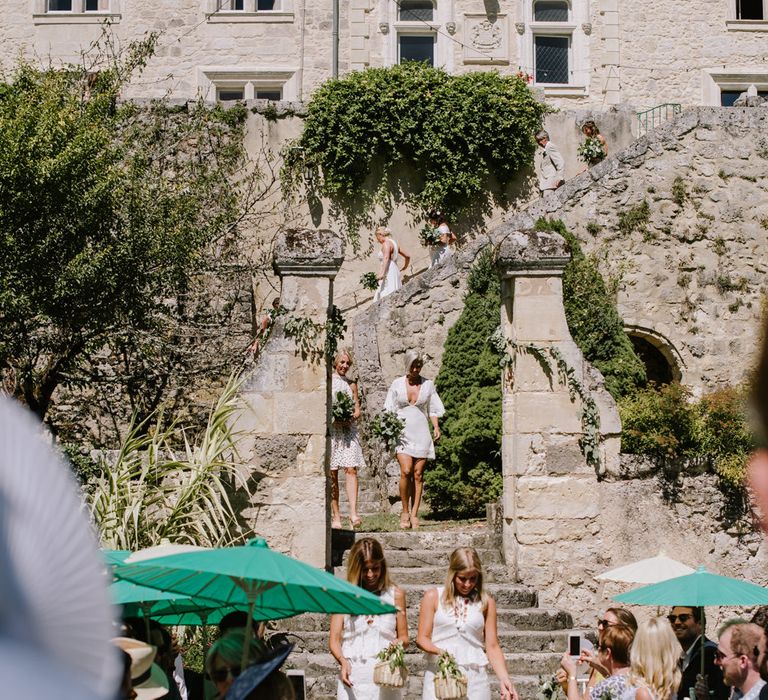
625 325 684 385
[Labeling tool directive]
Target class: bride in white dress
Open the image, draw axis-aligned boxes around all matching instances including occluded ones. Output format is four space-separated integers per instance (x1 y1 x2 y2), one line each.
384 351 444 529
374 226 410 301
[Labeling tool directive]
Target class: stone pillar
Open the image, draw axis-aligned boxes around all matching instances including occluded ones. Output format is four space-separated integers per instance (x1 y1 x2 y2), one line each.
497 228 620 618
236 228 344 569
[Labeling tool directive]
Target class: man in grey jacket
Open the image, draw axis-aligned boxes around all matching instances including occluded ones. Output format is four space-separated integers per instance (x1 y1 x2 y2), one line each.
535 130 565 194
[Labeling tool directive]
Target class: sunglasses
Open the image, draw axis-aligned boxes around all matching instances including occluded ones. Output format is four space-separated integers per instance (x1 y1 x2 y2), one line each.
597 619 615 628
667 614 692 623
210 666 242 683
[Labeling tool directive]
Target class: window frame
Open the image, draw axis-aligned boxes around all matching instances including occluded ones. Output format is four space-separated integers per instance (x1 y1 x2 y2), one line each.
201 68 297 102
35 0 121 23
207 0 293 22
533 33 572 85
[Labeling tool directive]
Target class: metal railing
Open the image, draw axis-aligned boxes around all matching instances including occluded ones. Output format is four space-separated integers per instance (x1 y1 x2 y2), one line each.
636 103 682 137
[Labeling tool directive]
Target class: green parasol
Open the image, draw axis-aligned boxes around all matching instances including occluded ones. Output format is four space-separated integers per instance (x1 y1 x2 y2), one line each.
614 565 768 683
114 537 398 666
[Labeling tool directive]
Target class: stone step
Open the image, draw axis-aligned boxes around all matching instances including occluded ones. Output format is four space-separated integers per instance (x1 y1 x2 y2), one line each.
302 674 544 700
284 652 560 698
397 584 537 609
354 529 501 550
275 606 570 633
275 629 569 654
341 547 505 567
334 564 511 585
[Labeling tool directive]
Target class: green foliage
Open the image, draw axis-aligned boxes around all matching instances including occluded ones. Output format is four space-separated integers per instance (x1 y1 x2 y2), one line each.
283 305 346 364
619 383 700 459
332 391 354 422
360 271 379 291
426 249 503 519
0 40 249 421
370 410 405 451
672 177 687 206
284 62 548 240
537 219 647 399
376 641 406 671
61 443 101 485
617 200 650 236
88 375 249 550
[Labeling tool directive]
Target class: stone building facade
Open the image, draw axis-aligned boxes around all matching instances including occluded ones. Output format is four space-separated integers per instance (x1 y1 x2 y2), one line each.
2 0 767 109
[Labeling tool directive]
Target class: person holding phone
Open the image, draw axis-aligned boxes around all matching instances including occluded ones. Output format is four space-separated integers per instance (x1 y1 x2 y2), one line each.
560 624 634 700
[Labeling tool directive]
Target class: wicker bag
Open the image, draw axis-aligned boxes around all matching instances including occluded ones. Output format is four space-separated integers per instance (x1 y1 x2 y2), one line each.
434 675 468 699
373 661 407 688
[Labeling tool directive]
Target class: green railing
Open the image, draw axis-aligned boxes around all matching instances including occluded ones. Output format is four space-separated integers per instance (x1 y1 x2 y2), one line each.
636 103 682 136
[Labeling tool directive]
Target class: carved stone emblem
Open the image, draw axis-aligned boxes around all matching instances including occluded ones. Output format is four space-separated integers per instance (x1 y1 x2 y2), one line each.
379 21 389 34
472 19 503 50
582 22 592 35
515 22 526 34
445 21 456 35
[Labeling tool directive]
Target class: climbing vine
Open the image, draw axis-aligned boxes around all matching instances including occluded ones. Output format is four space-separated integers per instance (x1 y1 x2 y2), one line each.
283 306 347 364
489 328 603 475
283 62 549 243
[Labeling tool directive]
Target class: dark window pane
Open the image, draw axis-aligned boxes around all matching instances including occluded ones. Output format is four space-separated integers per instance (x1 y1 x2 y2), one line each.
736 0 764 19
231 0 244 9
85 0 98 10
535 35 569 83
721 88 768 105
48 0 72 10
534 1 569 21
255 89 282 100
399 0 434 21
258 0 276 9
217 88 245 101
399 35 435 65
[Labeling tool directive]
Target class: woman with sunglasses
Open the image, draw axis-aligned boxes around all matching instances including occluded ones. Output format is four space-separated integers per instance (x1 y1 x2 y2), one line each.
329 537 408 700
560 623 634 700
205 631 266 699
556 608 637 697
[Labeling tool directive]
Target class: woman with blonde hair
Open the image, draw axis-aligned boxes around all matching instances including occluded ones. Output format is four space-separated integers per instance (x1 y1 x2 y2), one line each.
330 347 365 529
384 350 445 529
329 538 408 700
623 617 682 700
374 226 410 301
416 547 517 700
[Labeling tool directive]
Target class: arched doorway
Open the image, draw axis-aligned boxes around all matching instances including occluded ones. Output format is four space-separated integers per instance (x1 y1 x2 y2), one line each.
625 326 683 385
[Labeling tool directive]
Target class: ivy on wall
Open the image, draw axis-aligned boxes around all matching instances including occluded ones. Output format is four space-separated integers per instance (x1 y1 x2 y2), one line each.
283 62 549 243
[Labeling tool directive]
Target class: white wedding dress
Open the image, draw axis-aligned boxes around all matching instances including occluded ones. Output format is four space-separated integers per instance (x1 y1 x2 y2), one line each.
374 240 402 301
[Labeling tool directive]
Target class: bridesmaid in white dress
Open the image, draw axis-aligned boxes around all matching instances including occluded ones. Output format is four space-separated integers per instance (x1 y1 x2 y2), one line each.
384 351 445 529
331 348 366 529
416 547 518 700
374 226 411 301
329 538 409 700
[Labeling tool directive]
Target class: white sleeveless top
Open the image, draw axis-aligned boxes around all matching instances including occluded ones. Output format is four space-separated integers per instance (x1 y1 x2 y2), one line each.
341 586 398 662
427 586 488 668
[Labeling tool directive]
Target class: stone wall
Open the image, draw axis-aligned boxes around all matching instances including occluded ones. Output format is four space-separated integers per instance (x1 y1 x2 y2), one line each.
2 1 765 109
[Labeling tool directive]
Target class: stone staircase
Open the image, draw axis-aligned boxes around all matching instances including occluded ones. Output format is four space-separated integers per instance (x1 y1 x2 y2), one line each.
275 527 573 699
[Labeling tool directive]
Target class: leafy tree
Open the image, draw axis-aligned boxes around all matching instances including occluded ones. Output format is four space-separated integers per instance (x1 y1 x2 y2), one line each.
0 39 255 426
284 62 549 242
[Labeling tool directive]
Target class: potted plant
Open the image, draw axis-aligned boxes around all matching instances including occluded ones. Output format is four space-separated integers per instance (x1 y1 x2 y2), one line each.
434 651 468 699
373 641 407 688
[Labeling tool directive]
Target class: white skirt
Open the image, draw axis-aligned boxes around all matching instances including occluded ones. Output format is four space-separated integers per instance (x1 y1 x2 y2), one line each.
337 658 403 700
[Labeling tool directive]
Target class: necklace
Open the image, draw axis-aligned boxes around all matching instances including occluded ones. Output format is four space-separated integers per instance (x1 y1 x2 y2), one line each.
452 595 471 624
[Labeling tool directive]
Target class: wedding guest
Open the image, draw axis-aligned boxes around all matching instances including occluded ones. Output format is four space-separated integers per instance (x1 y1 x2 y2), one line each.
329 538 408 700
623 618 681 700
535 130 565 194
416 547 518 700
374 226 410 301
581 120 608 164
427 210 457 268
330 348 365 529
384 350 444 529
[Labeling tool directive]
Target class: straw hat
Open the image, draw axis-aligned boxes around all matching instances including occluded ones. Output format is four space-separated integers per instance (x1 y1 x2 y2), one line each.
113 637 170 700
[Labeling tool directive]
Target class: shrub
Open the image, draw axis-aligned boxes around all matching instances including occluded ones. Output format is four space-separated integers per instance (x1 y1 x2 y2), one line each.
618 383 700 459
425 249 503 519
537 219 647 399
